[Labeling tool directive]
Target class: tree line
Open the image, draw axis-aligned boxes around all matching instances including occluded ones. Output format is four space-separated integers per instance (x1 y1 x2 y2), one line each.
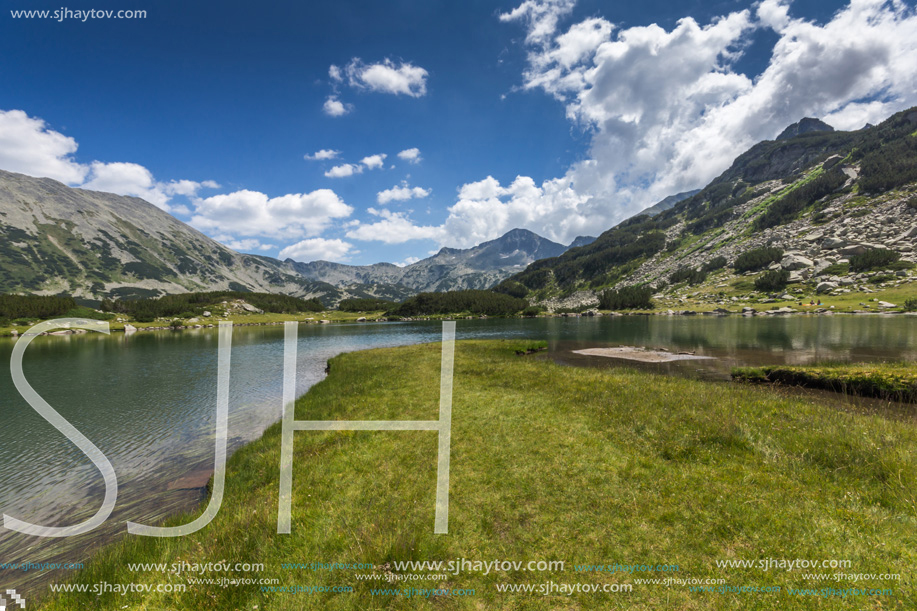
0 294 76 320
338 298 394 312
389 290 527 317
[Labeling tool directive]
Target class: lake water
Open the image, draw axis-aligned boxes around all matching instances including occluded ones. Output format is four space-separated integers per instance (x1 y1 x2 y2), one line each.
2 314 915 593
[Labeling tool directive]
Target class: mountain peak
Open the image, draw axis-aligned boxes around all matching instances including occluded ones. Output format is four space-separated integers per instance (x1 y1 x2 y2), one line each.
501 227 539 239
776 117 834 141
568 235 597 249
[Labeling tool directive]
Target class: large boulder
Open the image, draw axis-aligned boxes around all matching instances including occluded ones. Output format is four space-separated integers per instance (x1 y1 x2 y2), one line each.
822 237 846 249
240 302 264 314
822 154 844 170
816 281 838 294
839 244 867 257
781 254 813 270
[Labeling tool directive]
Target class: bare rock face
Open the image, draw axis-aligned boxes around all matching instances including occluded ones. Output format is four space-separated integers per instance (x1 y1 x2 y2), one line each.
776 117 834 141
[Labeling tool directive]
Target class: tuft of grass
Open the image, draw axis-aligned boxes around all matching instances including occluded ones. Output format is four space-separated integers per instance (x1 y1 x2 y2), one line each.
33 341 917 610
733 362 917 403
819 263 850 276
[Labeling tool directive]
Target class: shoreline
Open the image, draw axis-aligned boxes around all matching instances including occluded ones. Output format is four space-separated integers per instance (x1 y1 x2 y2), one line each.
3 307 916 338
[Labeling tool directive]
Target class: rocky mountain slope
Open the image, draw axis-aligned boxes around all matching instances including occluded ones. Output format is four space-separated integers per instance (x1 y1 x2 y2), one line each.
776 117 834 141
632 189 700 218
499 107 917 312
0 169 348 302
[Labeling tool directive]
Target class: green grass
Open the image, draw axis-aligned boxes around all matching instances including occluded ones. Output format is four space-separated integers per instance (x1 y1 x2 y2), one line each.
0 310 388 336
733 362 917 403
739 166 825 226
648 270 917 314
35 340 917 610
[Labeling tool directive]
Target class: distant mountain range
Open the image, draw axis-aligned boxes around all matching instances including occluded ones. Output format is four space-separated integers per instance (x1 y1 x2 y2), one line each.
6 106 886 309
0 170 587 303
285 228 570 295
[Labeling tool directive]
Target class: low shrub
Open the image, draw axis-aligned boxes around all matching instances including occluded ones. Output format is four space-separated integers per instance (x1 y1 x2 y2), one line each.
820 263 850 276
701 256 728 273
598 285 654 310
734 247 783 273
754 269 790 293
669 267 707 285
849 248 900 272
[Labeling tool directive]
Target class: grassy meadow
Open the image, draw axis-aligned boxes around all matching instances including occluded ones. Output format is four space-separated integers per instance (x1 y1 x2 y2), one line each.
34 340 917 610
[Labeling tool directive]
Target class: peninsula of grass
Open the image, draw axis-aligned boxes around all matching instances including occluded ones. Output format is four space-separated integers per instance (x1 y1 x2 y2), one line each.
733 362 917 403
36 340 917 610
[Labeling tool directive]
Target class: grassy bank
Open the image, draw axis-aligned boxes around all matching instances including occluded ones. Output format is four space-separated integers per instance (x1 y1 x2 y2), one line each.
733 362 917 403
36 340 917 610
0 309 388 336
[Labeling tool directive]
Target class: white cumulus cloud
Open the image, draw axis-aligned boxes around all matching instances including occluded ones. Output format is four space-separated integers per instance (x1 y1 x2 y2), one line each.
344 58 429 97
394 256 421 267
393 0 917 249
305 149 340 161
345 208 443 244
190 189 353 240
377 182 431 204
0 109 88 184
81 162 218 212
215 237 275 252
323 96 352 117
397 147 422 163
360 153 387 169
324 163 364 178
0 109 221 213
278 238 355 263
499 0 577 45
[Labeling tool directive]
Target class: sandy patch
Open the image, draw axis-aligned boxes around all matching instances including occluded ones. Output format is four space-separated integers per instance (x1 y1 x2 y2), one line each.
572 347 716 363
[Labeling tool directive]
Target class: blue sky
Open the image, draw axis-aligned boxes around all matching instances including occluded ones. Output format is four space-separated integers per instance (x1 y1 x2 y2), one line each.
2 0 916 266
